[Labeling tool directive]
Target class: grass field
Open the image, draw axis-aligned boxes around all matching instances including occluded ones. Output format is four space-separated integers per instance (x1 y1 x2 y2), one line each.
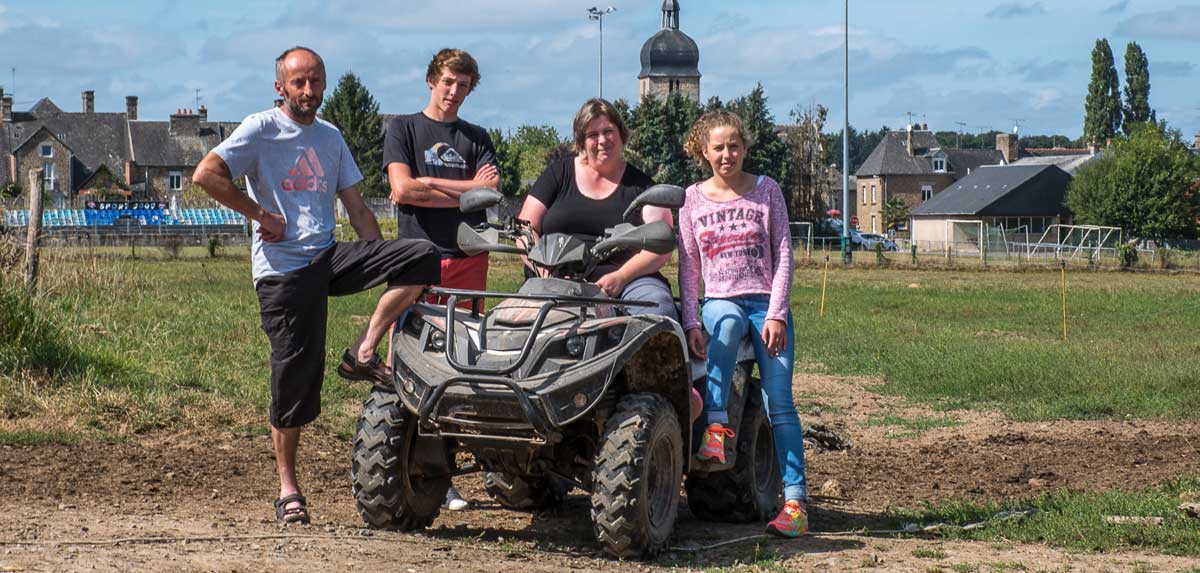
2 248 1199 441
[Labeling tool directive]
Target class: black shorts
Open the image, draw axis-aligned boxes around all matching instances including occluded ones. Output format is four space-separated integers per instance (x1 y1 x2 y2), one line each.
255 239 439 428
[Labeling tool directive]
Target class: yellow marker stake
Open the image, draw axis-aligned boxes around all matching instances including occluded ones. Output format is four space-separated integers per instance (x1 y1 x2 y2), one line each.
1060 261 1068 340
820 256 830 318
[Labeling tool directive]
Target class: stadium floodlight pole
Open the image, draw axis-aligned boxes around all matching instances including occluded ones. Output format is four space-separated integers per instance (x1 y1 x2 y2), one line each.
588 6 617 99
841 0 852 263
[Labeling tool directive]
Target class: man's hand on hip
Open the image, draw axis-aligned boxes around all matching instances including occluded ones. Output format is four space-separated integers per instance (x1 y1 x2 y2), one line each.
258 211 286 242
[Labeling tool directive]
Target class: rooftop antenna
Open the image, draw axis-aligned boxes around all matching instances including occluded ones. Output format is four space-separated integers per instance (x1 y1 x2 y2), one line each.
193 88 203 112
905 111 915 127
954 121 967 148
1011 118 1025 135
10 67 14 103
976 125 992 148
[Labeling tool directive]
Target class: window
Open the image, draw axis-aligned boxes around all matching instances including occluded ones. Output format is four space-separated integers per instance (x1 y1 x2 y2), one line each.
870 214 878 233
861 184 867 205
41 162 56 191
169 171 183 191
932 158 947 172
871 185 877 204
921 185 933 202
40 144 53 158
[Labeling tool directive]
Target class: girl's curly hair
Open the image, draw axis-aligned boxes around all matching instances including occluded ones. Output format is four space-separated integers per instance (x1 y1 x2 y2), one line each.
683 110 751 169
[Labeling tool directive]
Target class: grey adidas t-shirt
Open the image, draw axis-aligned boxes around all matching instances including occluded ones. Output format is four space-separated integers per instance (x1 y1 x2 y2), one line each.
214 107 363 281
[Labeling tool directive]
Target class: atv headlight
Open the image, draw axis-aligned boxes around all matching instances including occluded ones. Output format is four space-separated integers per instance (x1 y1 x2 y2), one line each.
565 335 586 358
429 330 446 352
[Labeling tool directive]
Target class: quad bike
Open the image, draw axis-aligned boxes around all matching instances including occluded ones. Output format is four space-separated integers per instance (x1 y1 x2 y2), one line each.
351 186 781 559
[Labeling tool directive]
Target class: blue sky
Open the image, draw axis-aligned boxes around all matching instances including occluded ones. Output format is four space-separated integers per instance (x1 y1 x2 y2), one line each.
2 0 1198 140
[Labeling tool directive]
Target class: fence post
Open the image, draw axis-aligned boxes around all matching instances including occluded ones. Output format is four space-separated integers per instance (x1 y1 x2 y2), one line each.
23 168 45 291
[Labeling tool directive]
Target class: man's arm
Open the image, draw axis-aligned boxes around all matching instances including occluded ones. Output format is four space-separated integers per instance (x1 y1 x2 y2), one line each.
423 164 499 194
387 162 460 208
339 186 382 241
192 152 284 241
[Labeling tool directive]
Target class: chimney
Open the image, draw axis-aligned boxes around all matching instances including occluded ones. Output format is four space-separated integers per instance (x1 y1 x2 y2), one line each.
197 104 207 123
905 125 914 156
274 98 284 108
995 132 1019 164
124 160 136 186
125 95 138 120
82 90 95 113
169 109 200 137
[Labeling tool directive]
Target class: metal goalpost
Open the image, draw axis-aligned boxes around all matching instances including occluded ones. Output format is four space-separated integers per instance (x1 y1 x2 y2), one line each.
1031 224 1123 261
944 219 985 261
790 222 814 261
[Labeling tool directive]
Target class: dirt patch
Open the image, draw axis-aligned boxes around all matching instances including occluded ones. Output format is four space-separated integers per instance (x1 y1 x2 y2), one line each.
2 374 1198 572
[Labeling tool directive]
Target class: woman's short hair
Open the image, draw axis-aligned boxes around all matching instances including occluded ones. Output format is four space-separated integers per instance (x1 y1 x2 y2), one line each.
426 48 481 90
572 98 630 154
684 110 751 167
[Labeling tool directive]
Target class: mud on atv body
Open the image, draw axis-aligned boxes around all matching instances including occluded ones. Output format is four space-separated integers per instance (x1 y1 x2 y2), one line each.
351 187 782 559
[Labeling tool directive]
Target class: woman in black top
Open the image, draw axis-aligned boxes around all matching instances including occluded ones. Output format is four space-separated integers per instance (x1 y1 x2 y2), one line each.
518 98 677 320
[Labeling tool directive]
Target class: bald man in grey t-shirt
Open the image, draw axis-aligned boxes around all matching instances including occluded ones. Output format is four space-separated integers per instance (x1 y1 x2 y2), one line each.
194 46 439 525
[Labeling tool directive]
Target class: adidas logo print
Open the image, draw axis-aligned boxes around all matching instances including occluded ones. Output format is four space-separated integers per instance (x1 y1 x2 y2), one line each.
282 147 329 192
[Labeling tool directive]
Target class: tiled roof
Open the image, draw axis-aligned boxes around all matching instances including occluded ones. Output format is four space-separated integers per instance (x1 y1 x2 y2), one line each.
855 130 941 176
944 148 1004 174
10 112 131 181
911 164 1072 217
1012 151 1101 175
129 121 240 166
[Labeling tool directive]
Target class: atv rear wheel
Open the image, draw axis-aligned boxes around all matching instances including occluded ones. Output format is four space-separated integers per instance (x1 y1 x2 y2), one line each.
685 375 782 522
482 472 568 510
591 393 683 560
352 389 450 529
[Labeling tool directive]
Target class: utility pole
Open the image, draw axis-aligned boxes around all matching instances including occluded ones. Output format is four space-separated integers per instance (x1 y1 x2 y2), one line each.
587 7 616 99
841 0 852 264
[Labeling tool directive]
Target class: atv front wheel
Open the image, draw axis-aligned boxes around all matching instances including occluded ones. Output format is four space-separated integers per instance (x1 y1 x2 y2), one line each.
352 389 450 529
591 393 683 560
685 374 782 522
482 472 568 510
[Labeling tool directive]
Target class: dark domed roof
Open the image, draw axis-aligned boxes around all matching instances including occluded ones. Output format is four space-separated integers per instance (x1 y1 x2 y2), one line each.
638 29 700 79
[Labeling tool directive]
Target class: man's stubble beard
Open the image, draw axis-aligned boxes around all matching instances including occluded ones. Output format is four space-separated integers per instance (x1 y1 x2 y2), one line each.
282 86 321 122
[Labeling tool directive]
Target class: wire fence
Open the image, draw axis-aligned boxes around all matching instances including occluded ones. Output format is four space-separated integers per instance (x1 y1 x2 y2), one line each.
791 235 1200 272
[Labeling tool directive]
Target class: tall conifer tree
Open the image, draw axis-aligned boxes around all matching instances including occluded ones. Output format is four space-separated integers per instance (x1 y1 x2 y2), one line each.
1083 39 1121 146
320 72 384 197
1122 41 1154 133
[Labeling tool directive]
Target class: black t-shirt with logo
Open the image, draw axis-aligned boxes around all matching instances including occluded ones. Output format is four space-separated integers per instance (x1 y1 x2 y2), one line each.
383 112 497 258
528 157 657 281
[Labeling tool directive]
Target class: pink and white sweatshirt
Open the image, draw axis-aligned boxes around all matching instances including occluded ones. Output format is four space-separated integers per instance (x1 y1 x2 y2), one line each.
677 175 794 332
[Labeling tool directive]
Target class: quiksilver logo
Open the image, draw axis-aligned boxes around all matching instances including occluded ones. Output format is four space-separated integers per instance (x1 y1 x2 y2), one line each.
282 147 329 192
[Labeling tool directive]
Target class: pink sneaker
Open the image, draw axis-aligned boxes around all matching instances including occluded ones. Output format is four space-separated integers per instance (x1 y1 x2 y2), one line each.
697 424 735 463
766 499 808 538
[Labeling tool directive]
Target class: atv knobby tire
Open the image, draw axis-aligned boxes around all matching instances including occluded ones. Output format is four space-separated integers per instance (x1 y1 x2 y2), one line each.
685 373 782 522
352 389 449 530
482 472 568 510
591 393 683 560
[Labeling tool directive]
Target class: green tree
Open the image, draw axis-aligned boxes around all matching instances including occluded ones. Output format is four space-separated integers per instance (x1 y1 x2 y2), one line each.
1122 41 1155 134
1068 123 1199 239
827 124 889 172
881 196 910 233
624 91 703 187
1083 38 1122 146
487 128 522 198
320 72 385 197
727 84 793 213
509 125 564 192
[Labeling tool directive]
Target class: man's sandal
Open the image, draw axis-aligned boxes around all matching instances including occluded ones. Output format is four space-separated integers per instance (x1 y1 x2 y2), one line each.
336 349 391 385
274 494 311 525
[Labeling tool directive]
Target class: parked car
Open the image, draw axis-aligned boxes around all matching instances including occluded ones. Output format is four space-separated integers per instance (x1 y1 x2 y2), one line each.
858 233 897 251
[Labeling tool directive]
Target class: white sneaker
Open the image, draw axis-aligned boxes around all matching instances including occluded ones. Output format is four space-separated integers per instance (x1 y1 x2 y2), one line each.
443 486 469 511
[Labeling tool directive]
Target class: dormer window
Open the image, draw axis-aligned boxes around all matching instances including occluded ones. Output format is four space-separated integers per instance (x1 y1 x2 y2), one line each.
41 144 53 158
932 158 947 172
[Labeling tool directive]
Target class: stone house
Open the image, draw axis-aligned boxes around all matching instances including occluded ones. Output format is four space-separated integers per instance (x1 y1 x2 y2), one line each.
0 89 238 207
854 126 1004 236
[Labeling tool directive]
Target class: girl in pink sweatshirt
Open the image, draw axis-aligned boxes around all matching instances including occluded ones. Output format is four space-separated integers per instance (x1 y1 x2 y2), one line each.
678 111 808 537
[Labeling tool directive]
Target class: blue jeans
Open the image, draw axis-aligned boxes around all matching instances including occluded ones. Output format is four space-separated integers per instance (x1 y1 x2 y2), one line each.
620 276 678 322
701 295 807 501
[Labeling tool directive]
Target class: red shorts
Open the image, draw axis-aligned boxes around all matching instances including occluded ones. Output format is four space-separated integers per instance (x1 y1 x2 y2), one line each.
426 254 489 309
